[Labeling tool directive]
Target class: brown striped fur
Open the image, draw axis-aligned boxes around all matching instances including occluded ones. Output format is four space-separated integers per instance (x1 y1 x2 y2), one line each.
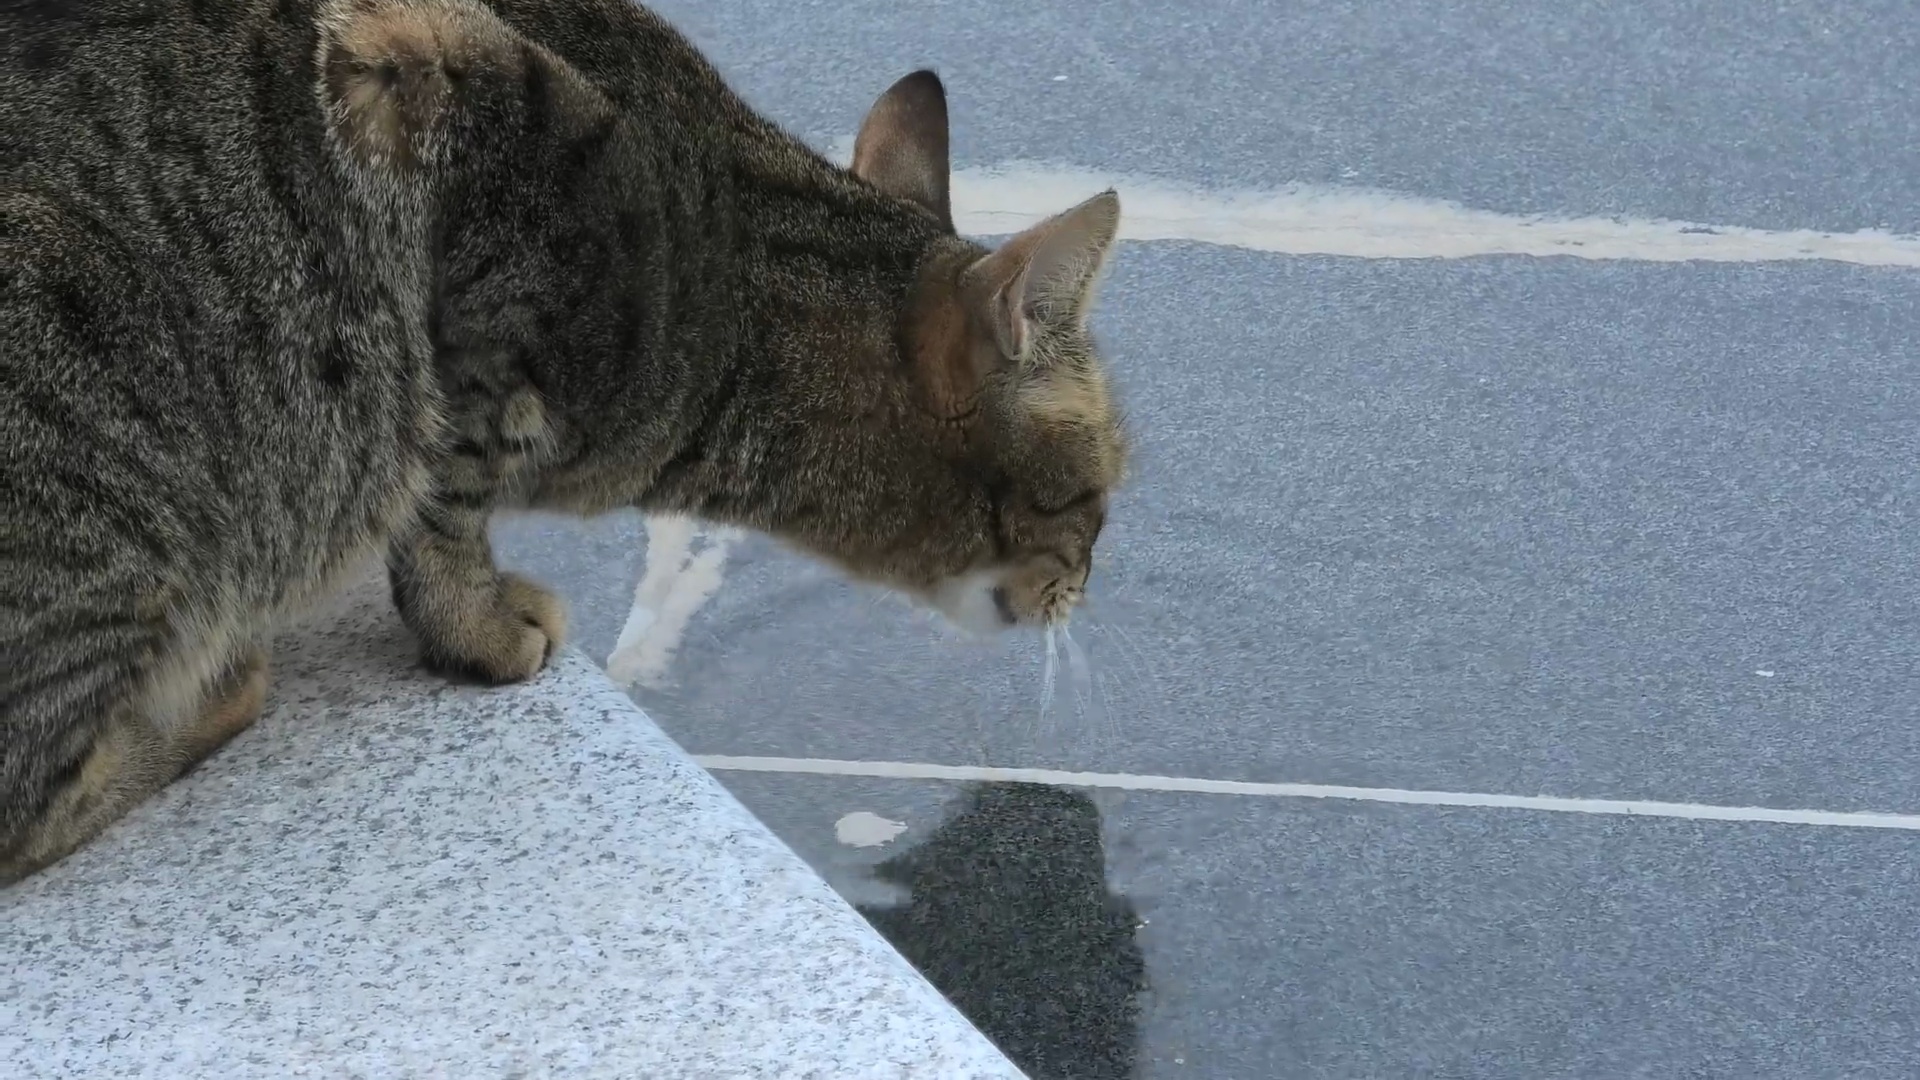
0 0 1127 884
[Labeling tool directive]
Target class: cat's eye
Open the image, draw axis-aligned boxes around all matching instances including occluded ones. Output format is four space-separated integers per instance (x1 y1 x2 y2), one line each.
1030 489 1100 516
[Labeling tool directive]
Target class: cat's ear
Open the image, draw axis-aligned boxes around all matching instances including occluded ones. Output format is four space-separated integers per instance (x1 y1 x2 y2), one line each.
851 70 953 228
962 190 1121 362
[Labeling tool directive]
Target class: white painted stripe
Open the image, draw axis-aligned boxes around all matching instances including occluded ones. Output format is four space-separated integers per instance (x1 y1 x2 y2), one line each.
822 136 1920 267
696 755 1920 831
607 515 740 690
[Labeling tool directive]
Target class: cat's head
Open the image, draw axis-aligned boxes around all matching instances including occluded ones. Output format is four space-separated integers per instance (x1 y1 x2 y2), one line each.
804 71 1129 633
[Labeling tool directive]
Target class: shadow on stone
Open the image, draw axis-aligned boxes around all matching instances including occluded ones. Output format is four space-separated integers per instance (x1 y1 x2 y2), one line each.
857 782 1147 1079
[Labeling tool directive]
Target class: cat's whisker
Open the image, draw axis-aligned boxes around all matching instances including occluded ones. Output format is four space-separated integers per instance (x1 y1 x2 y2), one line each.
1094 667 1126 753
1105 621 1173 701
1039 623 1060 723
1084 620 1166 752
1074 622 1133 748
1059 623 1097 720
1087 622 1148 700
1057 622 1111 757
1084 664 1113 754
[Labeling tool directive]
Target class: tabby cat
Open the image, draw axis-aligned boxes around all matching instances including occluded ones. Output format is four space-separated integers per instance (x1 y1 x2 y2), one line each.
0 0 1128 884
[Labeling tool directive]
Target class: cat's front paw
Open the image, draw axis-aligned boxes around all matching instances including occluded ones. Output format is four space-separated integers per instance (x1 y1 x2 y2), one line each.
417 572 568 684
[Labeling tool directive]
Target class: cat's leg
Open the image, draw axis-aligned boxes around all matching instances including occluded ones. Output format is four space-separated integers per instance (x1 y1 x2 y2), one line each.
0 642 270 886
168 642 272 777
386 494 567 684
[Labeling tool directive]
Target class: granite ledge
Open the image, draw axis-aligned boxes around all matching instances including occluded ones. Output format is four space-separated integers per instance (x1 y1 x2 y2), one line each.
0 578 1024 1080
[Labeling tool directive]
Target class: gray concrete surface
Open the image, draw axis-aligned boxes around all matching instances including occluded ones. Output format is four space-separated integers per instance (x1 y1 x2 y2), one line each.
652 0 1920 232
489 2 1920 1075
1 577 1021 1080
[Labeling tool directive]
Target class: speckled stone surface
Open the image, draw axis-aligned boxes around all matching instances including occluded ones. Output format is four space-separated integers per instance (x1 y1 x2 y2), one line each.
0 578 1023 1080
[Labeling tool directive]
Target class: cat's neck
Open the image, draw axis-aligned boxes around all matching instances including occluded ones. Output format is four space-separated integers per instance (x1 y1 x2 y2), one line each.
730 133 944 325
517 121 950 519
653 134 947 516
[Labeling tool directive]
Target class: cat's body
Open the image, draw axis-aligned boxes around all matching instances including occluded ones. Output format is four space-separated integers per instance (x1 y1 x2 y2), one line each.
1 0 1127 883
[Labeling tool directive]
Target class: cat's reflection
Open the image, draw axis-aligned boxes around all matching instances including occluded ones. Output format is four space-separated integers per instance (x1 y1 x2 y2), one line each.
858 782 1147 1080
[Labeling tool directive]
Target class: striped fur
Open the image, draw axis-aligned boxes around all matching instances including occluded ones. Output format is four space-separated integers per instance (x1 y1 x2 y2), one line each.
1 0 1128 883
